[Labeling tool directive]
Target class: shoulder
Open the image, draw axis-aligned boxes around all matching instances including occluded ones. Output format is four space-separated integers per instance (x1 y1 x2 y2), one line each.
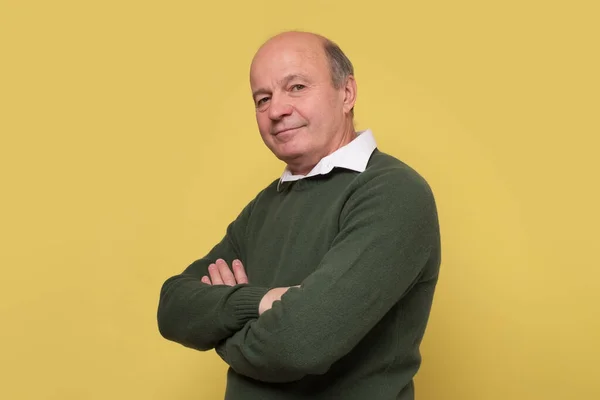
357 149 435 200
340 149 440 233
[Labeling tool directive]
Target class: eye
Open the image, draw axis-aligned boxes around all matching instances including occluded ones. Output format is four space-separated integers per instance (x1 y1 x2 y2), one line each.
291 84 306 91
256 97 270 107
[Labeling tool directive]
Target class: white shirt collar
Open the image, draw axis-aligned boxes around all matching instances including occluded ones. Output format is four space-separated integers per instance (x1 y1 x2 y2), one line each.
279 129 377 183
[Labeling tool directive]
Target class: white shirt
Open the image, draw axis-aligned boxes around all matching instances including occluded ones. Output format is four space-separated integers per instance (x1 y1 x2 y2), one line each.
278 129 378 188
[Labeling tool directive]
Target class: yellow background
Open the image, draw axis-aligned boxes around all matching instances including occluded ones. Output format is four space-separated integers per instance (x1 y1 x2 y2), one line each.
1 1 598 399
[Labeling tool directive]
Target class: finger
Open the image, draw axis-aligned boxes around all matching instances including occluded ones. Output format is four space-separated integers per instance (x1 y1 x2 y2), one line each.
232 259 248 284
208 263 224 285
201 276 212 285
216 259 236 286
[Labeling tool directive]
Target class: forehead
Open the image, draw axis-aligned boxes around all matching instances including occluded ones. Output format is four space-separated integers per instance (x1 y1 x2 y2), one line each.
250 41 329 87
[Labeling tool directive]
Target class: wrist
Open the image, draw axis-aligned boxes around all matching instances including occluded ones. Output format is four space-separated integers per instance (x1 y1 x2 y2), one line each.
259 287 292 315
258 290 272 315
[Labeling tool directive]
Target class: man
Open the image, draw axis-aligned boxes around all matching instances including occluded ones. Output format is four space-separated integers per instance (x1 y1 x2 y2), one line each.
157 31 441 399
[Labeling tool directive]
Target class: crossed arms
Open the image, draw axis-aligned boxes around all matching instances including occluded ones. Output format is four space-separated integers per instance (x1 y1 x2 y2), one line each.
157 171 438 382
202 258 295 315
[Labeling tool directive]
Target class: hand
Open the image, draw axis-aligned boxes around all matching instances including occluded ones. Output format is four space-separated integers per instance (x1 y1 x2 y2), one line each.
258 285 300 315
201 258 248 286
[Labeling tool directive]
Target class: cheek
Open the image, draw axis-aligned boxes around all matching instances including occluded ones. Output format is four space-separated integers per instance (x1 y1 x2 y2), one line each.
292 100 318 127
298 94 334 124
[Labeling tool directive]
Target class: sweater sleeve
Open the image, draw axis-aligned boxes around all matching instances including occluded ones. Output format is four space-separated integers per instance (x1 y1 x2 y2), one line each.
214 169 440 382
157 198 270 351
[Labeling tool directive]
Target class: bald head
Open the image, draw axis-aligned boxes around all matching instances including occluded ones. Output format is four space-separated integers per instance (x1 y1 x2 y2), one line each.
252 31 324 63
251 31 354 92
254 31 325 54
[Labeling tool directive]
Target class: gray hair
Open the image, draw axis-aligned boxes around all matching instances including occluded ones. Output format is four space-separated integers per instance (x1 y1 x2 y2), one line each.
322 39 355 115
323 39 354 89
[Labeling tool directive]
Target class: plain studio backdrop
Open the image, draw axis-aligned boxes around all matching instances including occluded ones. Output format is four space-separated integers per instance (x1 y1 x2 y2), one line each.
1 1 598 399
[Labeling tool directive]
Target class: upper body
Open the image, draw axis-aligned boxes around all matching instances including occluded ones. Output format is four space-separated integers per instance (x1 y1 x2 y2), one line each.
157 31 441 399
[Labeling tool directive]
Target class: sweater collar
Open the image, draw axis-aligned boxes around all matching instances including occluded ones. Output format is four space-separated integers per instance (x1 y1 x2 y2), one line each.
279 129 377 184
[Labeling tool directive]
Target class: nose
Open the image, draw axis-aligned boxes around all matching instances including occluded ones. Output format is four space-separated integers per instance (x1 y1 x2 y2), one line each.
268 94 293 121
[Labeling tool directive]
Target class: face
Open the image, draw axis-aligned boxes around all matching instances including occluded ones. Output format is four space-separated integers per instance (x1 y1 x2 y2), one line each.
249 35 355 174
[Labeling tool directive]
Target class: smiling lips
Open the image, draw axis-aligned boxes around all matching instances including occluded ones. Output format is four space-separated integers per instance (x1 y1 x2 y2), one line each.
273 126 302 136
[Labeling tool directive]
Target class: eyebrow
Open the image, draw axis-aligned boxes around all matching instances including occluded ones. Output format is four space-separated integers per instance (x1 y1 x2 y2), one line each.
252 73 310 100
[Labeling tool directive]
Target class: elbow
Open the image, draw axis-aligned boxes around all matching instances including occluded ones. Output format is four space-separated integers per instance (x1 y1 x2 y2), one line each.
156 290 182 343
157 299 214 351
156 281 213 351
156 279 179 341
156 300 177 342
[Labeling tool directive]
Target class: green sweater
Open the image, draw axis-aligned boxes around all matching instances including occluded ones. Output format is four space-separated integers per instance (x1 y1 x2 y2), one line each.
158 149 441 399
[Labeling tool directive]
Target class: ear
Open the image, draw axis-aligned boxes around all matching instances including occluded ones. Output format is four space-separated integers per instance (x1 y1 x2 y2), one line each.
342 75 357 114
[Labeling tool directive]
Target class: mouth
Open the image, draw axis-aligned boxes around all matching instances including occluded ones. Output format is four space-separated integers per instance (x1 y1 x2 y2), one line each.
273 126 302 136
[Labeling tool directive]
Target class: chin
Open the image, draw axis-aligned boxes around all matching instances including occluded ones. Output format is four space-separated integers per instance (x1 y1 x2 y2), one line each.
272 143 308 164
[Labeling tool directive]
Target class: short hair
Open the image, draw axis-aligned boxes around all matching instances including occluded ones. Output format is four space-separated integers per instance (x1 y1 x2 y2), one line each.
322 38 355 115
322 39 354 89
